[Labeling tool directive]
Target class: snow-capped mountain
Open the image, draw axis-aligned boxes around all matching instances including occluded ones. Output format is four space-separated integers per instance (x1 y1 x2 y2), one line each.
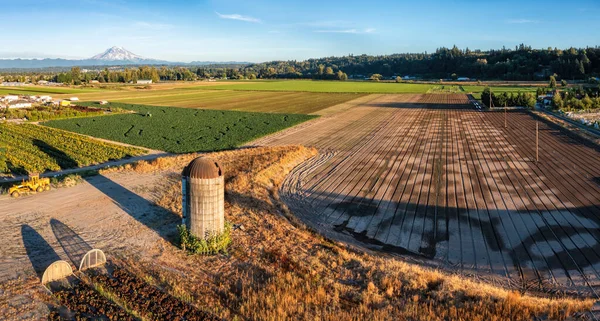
90 46 145 61
0 46 250 68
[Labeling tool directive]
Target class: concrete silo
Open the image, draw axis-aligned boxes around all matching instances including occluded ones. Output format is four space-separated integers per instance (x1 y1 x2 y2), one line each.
181 157 224 239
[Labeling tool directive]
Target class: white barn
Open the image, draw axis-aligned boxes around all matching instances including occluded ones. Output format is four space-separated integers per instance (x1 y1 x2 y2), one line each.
8 101 32 108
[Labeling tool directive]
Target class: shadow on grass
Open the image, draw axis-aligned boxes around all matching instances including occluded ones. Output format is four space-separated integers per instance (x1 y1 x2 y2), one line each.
32 139 78 170
6 161 27 176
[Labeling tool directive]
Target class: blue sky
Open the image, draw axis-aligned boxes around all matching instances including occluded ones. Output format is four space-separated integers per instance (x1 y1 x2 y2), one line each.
1 0 598 62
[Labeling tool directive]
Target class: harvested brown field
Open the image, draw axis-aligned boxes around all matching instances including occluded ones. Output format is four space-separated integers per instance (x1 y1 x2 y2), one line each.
255 94 600 298
0 144 592 320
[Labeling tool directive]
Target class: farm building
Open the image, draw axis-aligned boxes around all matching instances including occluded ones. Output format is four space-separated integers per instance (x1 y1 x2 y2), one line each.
136 79 153 84
69 97 79 102
99 100 108 105
8 101 32 109
1 82 27 86
2 95 19 102
60 100 71 107
89 80 100 84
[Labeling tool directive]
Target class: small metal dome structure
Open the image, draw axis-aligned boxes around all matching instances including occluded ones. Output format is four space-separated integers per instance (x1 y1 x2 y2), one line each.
182 157 222 179
79 249 107 271
41 260 73 284
181 157 224 239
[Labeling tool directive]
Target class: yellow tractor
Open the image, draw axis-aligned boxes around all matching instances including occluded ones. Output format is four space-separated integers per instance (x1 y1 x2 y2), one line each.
9 174 51 198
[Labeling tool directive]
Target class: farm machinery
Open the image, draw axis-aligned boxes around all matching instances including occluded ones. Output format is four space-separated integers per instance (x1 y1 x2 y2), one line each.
8 174 51 198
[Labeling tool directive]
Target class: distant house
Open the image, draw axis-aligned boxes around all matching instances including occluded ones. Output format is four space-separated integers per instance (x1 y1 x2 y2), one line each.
99 100 108 105
136 79 153 84
8 100 32 109
39 95 52 102
457 77 470 81
3 95 19 102
37 80 48 85
89 80 100 84
69 97 79 102
1 82 27 87
60 100 71 107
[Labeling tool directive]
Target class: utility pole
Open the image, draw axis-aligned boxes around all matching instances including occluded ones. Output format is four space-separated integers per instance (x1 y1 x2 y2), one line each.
536 121 539 163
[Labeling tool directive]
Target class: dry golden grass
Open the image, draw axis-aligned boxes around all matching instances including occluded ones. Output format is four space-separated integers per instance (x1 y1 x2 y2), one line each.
108 145 593 321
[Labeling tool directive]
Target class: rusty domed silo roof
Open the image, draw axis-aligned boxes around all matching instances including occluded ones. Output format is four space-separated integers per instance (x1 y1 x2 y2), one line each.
182 157 222 179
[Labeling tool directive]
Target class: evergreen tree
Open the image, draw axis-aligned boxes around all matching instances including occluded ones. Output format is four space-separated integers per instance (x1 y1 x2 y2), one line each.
549 75 557 88
552 93 564 110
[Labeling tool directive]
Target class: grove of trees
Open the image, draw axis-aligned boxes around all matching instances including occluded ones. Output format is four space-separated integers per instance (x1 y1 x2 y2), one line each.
481 87 537 109
3 45 600 84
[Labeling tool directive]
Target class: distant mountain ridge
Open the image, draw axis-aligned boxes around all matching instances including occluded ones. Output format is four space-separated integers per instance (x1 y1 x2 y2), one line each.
0 47 250 69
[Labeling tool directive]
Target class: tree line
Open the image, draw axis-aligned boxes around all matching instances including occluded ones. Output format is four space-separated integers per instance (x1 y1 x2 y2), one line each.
244 45 600 81
2 45 600 83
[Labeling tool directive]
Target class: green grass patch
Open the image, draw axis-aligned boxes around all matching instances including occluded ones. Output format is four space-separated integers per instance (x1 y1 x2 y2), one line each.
427 85 464 93
185 80 433 93
60 89 362 114
177 224 231 255
43 102 317 153
463 85 538 100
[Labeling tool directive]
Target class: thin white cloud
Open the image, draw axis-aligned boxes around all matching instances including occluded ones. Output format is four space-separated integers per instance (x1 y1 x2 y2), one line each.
132 21 174 30
302 20 351 27
506 19 540 24
216 12 262 23
315 28 376 34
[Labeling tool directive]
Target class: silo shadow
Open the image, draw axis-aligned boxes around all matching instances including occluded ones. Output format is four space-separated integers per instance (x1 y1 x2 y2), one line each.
21 225 62 281
83 174 181 243
50 219 92 268
32 139 78 170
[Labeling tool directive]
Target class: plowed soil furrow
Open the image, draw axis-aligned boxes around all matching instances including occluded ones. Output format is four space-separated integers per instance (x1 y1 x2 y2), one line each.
261 94 600 296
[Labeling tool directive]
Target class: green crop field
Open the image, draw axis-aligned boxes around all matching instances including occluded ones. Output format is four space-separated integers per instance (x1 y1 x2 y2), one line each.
44 103 317 153
0 123 145 176
184 80 433 93
0 86 101 96
462 85 538 99
65 90 362 115
427 85 464 93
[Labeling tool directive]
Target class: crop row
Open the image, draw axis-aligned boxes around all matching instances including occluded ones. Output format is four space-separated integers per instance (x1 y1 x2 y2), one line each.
88 266 219 321
0 123 145 175
45 102 317 153
48 280 136 321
